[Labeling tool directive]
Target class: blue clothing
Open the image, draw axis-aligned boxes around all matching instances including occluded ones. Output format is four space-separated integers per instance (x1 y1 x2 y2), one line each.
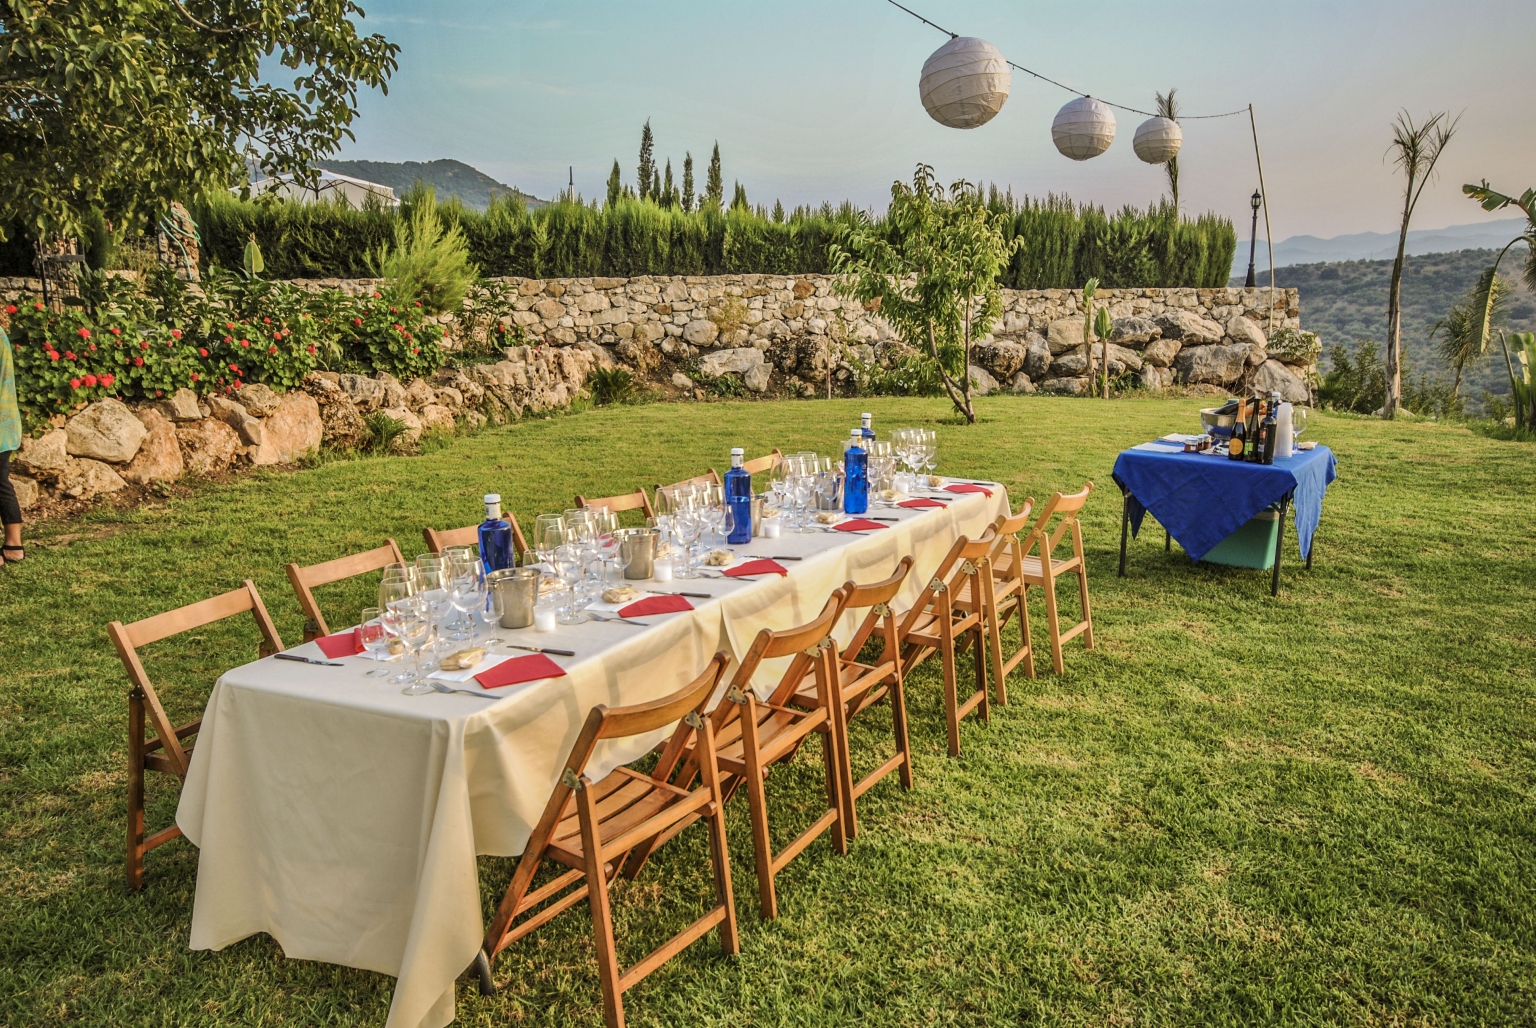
0 327 19 454
1112 444 1337 562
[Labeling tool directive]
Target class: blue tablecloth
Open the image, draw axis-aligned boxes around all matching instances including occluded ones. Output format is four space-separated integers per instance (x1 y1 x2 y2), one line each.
1112 445 1337 562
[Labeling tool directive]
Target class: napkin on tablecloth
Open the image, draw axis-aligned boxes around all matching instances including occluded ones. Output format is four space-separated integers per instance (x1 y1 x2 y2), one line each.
723 558 789 577
314 629 364 659
619 594 694 617
945 483 993 498
834 518 889 532
898 497 947 509
475 653 567 689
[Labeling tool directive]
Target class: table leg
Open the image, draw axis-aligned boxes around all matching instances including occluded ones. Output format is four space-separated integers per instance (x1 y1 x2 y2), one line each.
1271 496 1290 597
1118 493 1130 578
1306 523 1317 571
1165 529 1171 553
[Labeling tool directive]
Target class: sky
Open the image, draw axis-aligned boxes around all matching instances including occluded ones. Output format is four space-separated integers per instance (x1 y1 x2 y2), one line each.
334 0 1536 242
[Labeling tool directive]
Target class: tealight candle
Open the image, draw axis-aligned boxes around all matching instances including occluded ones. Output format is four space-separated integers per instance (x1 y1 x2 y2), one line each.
652 558 674 583
763 517 782 539
533 605 557 633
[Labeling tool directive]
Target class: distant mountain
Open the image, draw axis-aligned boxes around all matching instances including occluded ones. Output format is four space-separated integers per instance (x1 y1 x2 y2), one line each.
314 159 547 212
1231 217 1529 277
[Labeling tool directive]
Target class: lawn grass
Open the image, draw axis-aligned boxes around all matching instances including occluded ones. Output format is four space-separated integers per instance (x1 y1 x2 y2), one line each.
2 394 1534 1027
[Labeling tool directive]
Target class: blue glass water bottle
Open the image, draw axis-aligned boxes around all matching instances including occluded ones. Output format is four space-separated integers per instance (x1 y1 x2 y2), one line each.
478 493 513 574
725 448 754 544
843 430 869 515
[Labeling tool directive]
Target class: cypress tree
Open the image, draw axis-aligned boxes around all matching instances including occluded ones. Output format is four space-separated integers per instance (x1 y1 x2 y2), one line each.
636 119 655 201
605 160 621 208
662 159 676 208
772 198 785 223
730 181 749 212
705 142 723 210
651 169 662 205
681 152 695 212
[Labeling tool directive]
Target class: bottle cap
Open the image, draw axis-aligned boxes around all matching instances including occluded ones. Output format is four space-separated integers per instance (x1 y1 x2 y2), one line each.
484 493 501 504
851 428 862 437
730 447 743 456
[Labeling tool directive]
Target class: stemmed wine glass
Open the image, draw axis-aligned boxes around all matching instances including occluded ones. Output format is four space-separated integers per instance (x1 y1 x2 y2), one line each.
673 508 703 578
446 555 487 642
590 509 622 583
533 514 566 567
551 544 590 624
358 607 391 678
378 580 428 691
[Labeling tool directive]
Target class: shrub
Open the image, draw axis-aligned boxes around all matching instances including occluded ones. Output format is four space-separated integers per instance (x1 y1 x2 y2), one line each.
1317 341 1387 414
367 188 477 314
588 366 638 405
340 287 446 380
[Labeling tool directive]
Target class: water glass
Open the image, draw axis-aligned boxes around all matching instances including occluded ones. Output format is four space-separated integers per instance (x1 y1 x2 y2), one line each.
359 607 391 678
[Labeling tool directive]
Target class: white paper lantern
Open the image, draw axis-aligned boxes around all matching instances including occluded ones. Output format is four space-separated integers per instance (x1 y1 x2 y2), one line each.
1051 97 1116 160
1133 116 1183 164
919 37 1011 130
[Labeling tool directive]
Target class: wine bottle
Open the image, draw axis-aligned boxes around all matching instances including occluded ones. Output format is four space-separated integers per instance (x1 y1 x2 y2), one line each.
1245 399 1263 463
478 494 513 574
724 447 754 544
1259 393 1280 465
1227 400 1248 461
843 429 869 514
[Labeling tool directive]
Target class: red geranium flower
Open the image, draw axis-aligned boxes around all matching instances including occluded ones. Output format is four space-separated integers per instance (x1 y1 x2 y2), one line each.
191 372 200 382
390 306 399 314
70 378 81 389
34 302 44 310
88 343 96 352
223 335 233 343
3 305 15 314
268 345 278 354
64 350 76 360
306 345 316 354
234 379 243 388
77 328 91 340
133 356 144 367
413 301 421 308
371 291 381 299
262 317 270 324
240 339 250 348
393 324 403 333
225 322 236 330
101 374 114 387
156 390 163 397
170 329 182 340
229 363 239 373
199 347 209 357
273 332 282 341
109 327 121 336
412 347 420 354
84 374 98 387
139 340 149 350
352 317 363 327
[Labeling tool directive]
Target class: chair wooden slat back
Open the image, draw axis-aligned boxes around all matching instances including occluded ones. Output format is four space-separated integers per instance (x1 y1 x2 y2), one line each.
285 539 406 641
575 488 656 520
980 500 1036 703
479 653 738 1027
742 449 783 475
423 514 529 561
1017 482 1095 675
655 469 720 495
108 580 284 890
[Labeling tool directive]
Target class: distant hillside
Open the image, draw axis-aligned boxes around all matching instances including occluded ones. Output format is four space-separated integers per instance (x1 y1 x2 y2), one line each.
1235 247 1534 398
1232 217 1528 277
314 159 546 212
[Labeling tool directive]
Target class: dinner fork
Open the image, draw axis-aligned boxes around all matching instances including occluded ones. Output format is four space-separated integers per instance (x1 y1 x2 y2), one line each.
427 681 498 699
586 612 650 627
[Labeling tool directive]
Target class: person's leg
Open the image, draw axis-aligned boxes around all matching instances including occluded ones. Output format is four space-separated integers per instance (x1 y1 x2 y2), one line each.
0 450 22 562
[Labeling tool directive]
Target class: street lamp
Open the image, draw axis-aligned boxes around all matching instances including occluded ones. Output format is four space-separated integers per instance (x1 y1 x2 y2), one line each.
1244 189 1261 288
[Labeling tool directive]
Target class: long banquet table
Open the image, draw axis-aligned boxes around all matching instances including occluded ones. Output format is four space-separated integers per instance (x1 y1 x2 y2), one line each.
177 481 1010 1028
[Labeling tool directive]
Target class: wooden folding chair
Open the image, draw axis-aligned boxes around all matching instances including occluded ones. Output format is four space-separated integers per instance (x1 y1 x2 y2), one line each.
655 469 720 495
422 513 529 560
897 532 997 757
108 581 284 890
476 653 738 1028
575 487 655 519
285 539 405 641
980 501 1037 705
1019 483 1095 675
742 449 783 475
786 557 915 838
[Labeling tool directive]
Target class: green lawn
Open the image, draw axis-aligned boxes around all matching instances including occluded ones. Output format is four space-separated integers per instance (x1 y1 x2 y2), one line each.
3 395 1534 1027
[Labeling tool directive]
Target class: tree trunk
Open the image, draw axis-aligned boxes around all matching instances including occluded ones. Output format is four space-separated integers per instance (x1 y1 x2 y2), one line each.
959 297 975 423
1384 179 1415 419
927 320 971 423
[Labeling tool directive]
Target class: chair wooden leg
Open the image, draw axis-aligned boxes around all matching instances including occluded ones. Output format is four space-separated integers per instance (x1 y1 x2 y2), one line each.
739 705 778 920
578 788 626 1028
1019 585 1036 680
1076 568 1095 650
988 600 1010 707
706 804 740 955
940 632 962 757
820 724 849 855
1042 573 1065 675
973 623 990 725
890 673 914 790
828 698 858 840
127 691 145 892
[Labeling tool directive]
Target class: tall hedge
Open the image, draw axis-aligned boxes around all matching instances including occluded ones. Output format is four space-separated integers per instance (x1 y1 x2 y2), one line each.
192 190 1236 288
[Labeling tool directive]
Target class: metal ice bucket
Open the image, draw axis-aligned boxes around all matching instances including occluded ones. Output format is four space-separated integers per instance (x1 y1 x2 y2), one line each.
618 528 658 580
487 567 540 629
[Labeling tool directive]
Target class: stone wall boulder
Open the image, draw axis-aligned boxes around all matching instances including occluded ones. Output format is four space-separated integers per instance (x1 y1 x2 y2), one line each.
1047 318 1085 354
303 373 369 450
1141 337 1182 368
339 374 386 410
1110 317 1161 346
1023 332 1052 380
1092 341 1144 374
252 392 323 463
698 346 765 379
1009 371 1036 394
1040 375 1090 396
66 398 145 464
60 458 126 499
177 418 243 474
1250 360 1310 403
683 319 719 346
1174 343 1250 386
973 338 1026 378
208 396 264 446
968 365 999 396
122 409 185 485
158 388 203 422
378 406 423 447
418 404 457 434
404 378 438 411
1154 311 1224 344
1051 349 1089 376
743 363 772 393
11 475 39 510
234 383 281 416
17 429 70 478
1139 364 1175 392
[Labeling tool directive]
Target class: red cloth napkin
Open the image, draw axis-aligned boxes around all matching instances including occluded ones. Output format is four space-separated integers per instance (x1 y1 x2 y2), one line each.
834 518 889 532
898 497 947 509
619 594 694 617
476 653 567 689
314 629 363 658
945 483 993 498
723 558 789 577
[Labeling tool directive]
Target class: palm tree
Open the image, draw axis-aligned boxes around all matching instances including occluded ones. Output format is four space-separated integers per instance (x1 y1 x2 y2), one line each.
1462 181 1536 352
1155 88 1180 211
1430 266 1505 398
1383 110 1458 418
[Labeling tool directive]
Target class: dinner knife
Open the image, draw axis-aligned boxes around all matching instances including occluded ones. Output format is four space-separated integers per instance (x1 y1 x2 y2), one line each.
646 590 713 599
504 644 577 657
275 653 346 667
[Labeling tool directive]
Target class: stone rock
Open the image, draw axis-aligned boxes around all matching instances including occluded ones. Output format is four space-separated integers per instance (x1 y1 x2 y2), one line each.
339 373 386 410
1174 343 1251 386
1041 376 1090 396
176 418 243 474
1184 383 1232 398
376 406 424 447
462 410 487 431
1154 311 1224 344
121 409 184 485
1225 315 1268 350
1250 360 1310 403
615 337 662 375
533 298 565 320
419 404 458 434
375 373 409 410
1009 371 1036 394
1052 350 1089 376
253 392 323 463
436 386 464 408
683 319 720 347
17 430 70 477
1023 332 1052 380
1092 341 1144 373
743 363 772 393
1141 337 1182 368
1109 317 1161 346
158 388 203 422
792 279 816 300
208 395 263 446
1047 318 1086 354
234 382 281 416
59 458 126 499
968 365 999 396
404 378 438 411
972 338 1026 378
671 372 693 390
698 346 764 378
65 398 146 464
12 475 39 510
1139 364 1175 392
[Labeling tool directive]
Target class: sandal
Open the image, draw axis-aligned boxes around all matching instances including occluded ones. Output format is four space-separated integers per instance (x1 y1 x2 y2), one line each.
1 545 23 565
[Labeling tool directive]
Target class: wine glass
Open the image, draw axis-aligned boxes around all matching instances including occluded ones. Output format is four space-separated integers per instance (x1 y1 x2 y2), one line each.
378 581 423 687
414 565 453 670
358 607 391 678
673 508 703 577
1290 406 1308 445
393 609 433 695
381 562 420 594
551 544 590 623
446 559 485 641
591 510 621 582
533 514 566 566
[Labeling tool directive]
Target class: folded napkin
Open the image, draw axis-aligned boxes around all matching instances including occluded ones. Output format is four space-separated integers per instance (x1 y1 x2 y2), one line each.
723 558 789 577
945 483 993 498
834 518 889 532
314 629 364 659
898 497 946 509
476 652 567 689
429 652 514 683
619 594 694 617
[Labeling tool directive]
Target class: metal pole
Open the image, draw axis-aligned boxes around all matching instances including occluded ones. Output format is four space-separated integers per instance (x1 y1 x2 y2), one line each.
1248 105 1278 333
1245 198 1259 288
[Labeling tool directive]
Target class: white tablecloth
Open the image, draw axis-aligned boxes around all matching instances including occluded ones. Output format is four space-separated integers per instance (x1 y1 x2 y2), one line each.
177 483 1009 1028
